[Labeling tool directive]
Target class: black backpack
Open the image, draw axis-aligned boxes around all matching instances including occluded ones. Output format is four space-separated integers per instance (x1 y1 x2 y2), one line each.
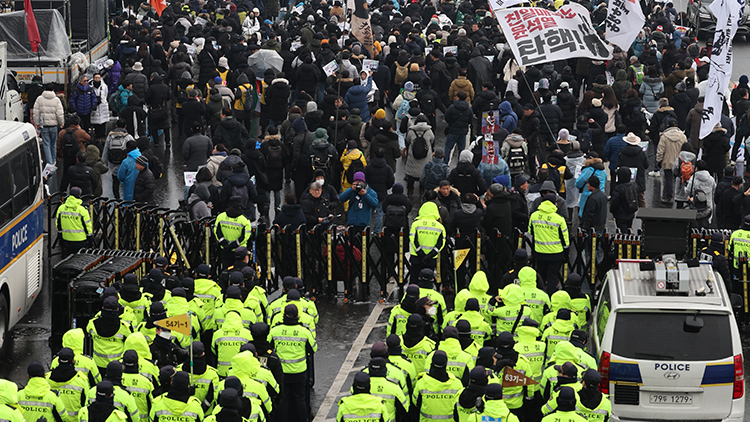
507 145 526 174
626 104 646 128
266 143 283 169
384 204 408 229
346 153 365 184
62 129 79 163
311 148 332 170
621 181 639 213
231 184 249 209
411 130 429 160
108 132 128 164
419 91 436 116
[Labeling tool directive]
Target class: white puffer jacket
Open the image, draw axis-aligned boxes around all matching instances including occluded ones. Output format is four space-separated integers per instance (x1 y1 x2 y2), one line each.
32 90 64 127
91 83 110 125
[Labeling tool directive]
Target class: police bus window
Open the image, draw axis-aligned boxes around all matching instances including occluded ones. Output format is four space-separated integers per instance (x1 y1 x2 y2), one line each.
11 150 30 213
0 162 12 227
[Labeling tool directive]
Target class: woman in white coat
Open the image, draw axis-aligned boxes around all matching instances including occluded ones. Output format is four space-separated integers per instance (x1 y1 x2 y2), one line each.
90 72 110 141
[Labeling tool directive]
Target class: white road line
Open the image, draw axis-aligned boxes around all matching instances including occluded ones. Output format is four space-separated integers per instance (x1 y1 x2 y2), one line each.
313 301 390 422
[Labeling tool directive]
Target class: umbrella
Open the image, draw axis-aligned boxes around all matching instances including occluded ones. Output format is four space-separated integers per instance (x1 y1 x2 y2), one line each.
247 49 283 76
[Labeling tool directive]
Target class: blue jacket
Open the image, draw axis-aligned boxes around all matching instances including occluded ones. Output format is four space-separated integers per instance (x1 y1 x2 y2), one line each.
575 158 607 217
603 133 627 172
118 149 142 201
70 83 98 115
344 77 373 122
479 157 510 188
499 101 518 133
107 61 122 94
339 184 379 227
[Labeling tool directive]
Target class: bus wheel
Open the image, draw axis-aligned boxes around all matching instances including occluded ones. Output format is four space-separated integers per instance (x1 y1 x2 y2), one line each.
0 292 7 356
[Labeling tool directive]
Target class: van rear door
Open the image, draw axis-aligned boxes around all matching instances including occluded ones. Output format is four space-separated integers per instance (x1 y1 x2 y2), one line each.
609 312 735 420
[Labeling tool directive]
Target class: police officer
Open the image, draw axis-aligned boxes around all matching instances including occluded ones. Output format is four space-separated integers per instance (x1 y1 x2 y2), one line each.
529 193 570 294
250 322 284 395
412 351 463 421
214 196 254 269
50 328 101 388
366 341 409 400
400 314 436 374
541 387 587 422
269 303 317 422
541 342 585 401
543 362 582 416
730 215 750 271
472 383 521 422
118 273 150 326
454 367 489 422
18 361 66 422
214 285 257 330
224 350 273 420
455 320 481 358
569 330 597 371
56 186 92 256
384 335 417 398
205 388 262 422
454 271 492 313
409 202 446 284
443 299 491 346
212 311 253 377
336 372 390 422
87 296 133 373
542 309 576 361
0 379 24 422
95 361 139 422
270 289 317 339
366 357 409 420
517 267 551 324
149 371 204 422
576 369 611 422
564 274 591 329
388 284 419 336
702 232 732 293
236 343 280 411
425 326 475 384
494 332 533 417
121 350 154 422
486 283 532 336
46 347 90 422
78 381 130 422
193 264 222 335
178 342 219 413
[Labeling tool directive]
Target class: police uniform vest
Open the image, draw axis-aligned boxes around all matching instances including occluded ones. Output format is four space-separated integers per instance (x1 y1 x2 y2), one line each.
270 303 317 338
268 296 318 325
515 331 546 386
576 392 611 422
45 372 89 422
730 228 750 268
88 384 140 421
570 295 591 329
214 299 257 330
217 377 272 417
412 373 463 422
150 395 204 422
336 393 390 422
214 213 253 248
387 355 417 395
193 278 223 331
496 355 534 409
239 294 264 324
119 296 151 326
445 312 491 346
425 338 475 381
18 378 66 422
177 363 219 411
369 375 410 418
409 215 446 257
269 322 317 374
0 401 24 422
212 313 254 377
520 286 551 324
470 398 520 422
487 304 532 336
630 64 644 84
121 372 155 421
56 196 92 242
387 305 411 336
529 202 570 255
541 410 589 422
85 317 132 370
78 406 129 422
400 336 436 375
246 285 269 317
542 382 582 415
363 363 409 399
542 319 576 361
453 388 478 422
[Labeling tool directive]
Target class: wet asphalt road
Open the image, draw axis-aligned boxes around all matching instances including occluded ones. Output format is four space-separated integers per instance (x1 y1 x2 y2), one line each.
8 24 750 416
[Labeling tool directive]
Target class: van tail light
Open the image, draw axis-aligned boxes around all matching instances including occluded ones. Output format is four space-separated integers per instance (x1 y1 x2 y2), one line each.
599 351 611 394
734 354 744 399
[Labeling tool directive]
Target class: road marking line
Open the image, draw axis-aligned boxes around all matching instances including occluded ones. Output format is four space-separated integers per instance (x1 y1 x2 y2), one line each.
313 301 389 422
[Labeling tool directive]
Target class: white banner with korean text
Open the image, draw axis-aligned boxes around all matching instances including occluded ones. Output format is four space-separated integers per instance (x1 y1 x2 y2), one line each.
605 0 645 51
491 3 613 67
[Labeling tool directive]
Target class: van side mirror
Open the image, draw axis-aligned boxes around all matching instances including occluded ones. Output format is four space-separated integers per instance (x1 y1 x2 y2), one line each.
731 293 743 311
684 315 704 333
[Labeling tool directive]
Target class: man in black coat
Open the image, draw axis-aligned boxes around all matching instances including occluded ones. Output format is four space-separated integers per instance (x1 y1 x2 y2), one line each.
382 183 412 231
265 73 291 127
145 74 172 146
617 138 649 206
213 108 250 152
581 176 607 233
715 167 736 228
520 104 541 174
273 193 307 229
482 183 514 239
300 181 333 227
66 151 98 196
448 150 486 196
364 147 395 233
133 155 156 204
537 93 563 156
181 89 206 140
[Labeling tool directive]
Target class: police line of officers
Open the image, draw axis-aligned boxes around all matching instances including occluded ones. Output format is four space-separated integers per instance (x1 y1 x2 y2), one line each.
334 265 609 422
0 251 319 422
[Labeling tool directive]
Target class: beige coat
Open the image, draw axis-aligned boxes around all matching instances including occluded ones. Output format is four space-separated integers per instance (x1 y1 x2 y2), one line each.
657 127 687 169
448 77 475 103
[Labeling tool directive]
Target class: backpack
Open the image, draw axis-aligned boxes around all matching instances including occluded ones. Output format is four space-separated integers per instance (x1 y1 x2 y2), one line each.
395 62 409 86
626 104 646 128
176 86 189 104
679 158 694 183
384 204 408 229
147 154 164 179
346 153 365 184
231 183 249 208
621 180 639 213
311 148 332 170
61 129 79 163
411 130 429 159
107 131 128 164
659 114 678 134
426 162 446 188
396 98 410 121
630 64 645 84
239 84 256 111
419 91 436 116
108 91 124 115
507 144 526 174
266 143 283 168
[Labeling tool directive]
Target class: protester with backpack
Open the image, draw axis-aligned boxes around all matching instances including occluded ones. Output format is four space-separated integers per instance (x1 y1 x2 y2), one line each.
57 115 91 193
684 160 717 213
101 119 133 199
382 183 412 232
673 143 697 209
310 127 338 184
405 115 434 196
500 134 528 178
416 78 444 130
116 140 142 201
421 149 450 195
341 140 368 194
65 151 98 197
364 148 395 233
657 119 687 203
610 167 639 232
261 126 285 213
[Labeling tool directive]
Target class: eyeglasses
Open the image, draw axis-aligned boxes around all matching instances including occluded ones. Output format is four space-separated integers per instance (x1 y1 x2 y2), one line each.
81 79 88 83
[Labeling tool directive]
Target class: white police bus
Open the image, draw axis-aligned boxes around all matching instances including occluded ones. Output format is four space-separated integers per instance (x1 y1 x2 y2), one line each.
0 121 43 354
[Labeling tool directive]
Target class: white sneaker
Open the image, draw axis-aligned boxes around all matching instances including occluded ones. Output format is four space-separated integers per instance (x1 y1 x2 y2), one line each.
649 171 660 177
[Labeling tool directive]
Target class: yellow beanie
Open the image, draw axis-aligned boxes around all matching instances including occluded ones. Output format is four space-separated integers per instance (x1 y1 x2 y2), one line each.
374 108 386 119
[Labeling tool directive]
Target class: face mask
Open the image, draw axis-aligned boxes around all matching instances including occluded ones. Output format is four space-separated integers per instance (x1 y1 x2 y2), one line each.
427 306 437 316
92 80 101 88
316 178 325 186
158 330 172 340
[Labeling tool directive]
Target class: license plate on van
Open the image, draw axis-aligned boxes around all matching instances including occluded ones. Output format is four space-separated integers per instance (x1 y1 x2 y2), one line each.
649 394 693 404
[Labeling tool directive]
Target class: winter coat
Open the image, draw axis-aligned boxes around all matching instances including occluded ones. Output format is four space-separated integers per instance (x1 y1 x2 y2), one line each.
467 54 492 93
125 71 149 101
121 96 148 138
671 92 693 132
405 122 434 178
106 61 122 94
145 77 171 130
66 161 97 196
672 151 697 202
556 89 577 131
582 188 607 229
261 134 285 191
70 83 98 116
640 76 665 113
445 100 473 135
273 204 306 228
90 83 110 125
575 157 607 217
684 169 716 208
448 77 475 103
617 144 649 192
603 133 627 172
370 128 401 171
181 98 206 135
702 127 730 175
344 77 373 122
339 184 379 227
498 101 517 133
265 78 291 123
483 190 514 237
564 150 586 208
117 149 142 201
449 161 487 196
364 157 395 202
33 91 64 127
301 192 332 226
685 102 704 148
452 203 484 235
212 117 249 151
182 133 213 171
537 103 563 139
478 156 510 188
133 168 156 203
197 48 219 85
187 187 212 220
221 171 258 219
421 158 450 191
85 145 108 197
649 106 678 143
657 127 687 169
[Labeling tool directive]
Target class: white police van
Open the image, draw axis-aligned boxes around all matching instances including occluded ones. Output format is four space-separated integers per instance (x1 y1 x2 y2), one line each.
591 257 744 422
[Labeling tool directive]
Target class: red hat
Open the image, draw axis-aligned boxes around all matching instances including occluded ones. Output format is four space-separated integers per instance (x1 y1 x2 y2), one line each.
229 3 236 11
656 25 663 31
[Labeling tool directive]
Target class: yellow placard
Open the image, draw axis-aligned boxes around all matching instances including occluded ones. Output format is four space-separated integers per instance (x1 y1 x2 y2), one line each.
453 249 470 270
502 366 539 387
155 313 191 336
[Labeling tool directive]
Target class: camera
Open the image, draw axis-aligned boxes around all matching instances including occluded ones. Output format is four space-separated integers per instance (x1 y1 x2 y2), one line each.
353 182 365 192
